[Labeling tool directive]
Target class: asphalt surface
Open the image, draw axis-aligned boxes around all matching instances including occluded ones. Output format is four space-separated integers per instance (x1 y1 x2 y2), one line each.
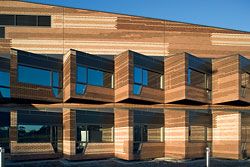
5 158 250 167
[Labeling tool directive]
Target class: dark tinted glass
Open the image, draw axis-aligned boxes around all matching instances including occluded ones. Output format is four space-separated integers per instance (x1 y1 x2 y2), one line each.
0 27 4 38
88 125 102 142
0 71 10 87
38 16 51 26
76 84 86 95
142 69 148 86
133 84 142 95
134 67 142 84
0 127 9 153
187 68 206 89
88 68 103 86
0 14 15 25
16 15 37 26
0 88 10 98
18 65 51 86
77 66 87 83
134 125 142 142
18 125 50 143
52 88 59 97
52 72 59 87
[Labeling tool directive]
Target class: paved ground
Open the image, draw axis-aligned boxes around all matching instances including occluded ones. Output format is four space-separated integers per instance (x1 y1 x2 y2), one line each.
5 158 250 167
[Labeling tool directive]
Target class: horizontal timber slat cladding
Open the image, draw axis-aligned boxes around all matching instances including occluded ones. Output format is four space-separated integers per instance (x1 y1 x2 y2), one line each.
63 49 114 103
115 50 164 103
165 110 212 159
10 49 63 103
165 52 212 104
212 111 242 159
1 0 250 58
1 0 250 162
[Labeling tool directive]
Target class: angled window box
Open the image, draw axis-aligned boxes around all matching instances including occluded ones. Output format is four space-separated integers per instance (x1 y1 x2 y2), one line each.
63 49 114 103
115 50 164 103
10 49 63 103
63 109 114 160
165 52 212 104
213 54 250 104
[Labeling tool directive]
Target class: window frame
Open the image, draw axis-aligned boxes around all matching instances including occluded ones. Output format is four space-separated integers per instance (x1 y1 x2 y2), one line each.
0 69 10 98
133 66 163 95
76 64 114 95
17 124 61 143
17 64 61 97
0 14 51 27
76 123 114 144
241 71 250 98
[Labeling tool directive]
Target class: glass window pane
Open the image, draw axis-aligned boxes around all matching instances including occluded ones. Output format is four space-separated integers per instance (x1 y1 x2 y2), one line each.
16 15 37 26
147 124 163 142
52 88 59 97
133 84 142 95
133 125 142 142
0 127 9 142
38 16 51 26
0 14 15 26
0 88 10 98
103 72 113 88
76 66 87 83
18 65 51 87
0 27 5 38
77 125 88 142
52 72 59 87
134 67 142 84
18 125 50 143
0 127 9 153
148 71 161 89
142 69 148 86
187 68 206 89
76 84 86 95
142 125 148 142
88 125 102 142
88 68 103 87
0 71 10 87
242 72 250 88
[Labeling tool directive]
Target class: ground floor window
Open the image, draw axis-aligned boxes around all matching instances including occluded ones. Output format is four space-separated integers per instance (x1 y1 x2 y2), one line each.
188 111 212 142
133 124 164 154
0 126 9 153
76 124 113 154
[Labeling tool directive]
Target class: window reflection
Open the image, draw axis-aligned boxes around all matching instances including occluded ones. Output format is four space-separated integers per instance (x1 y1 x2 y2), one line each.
17 65 61 97
187 68 206 89
133 84 142 95
18 125 51 143
241 72 250 97
18 65 51 86
0 127 9 153
76 65 113 95
88 69 103 87
76 124 113 154
0 70 10 98
133 66 163 95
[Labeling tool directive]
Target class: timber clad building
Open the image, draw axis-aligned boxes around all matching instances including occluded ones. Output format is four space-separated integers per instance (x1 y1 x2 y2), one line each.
1 0 250 161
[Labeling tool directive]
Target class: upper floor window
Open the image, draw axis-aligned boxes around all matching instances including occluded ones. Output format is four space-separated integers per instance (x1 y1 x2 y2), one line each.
18 65 51 86
187 68 211 99
133 66 163 95
0 27 5 38
76 65 113 95
0 70 10 98
241 72 250 97
17 65 60 97
0 14 51 27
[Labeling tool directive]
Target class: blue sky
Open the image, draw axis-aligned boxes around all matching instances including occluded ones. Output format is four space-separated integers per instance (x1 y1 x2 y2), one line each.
25 0 250 32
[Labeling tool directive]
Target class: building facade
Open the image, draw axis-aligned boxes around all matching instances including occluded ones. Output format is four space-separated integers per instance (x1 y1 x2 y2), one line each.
1 0 250 161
